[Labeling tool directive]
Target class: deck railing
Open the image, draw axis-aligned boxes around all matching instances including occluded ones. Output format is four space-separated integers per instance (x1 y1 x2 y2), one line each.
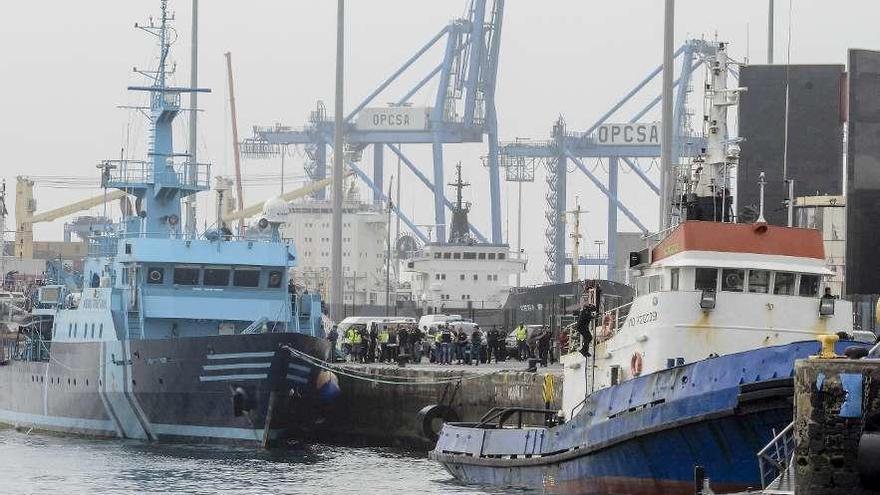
757 421 795 489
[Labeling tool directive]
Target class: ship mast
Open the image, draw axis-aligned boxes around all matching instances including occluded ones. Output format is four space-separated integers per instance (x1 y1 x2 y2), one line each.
105 0 211 239
447 163 473 244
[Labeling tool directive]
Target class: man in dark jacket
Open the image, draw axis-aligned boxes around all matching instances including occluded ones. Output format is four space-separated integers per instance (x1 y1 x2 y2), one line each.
537 325 552 367
398 325 410 359
485 325 500 363
455 328 469 365
368 323 379 363
439 324 453 364
470 326 483 366
327 325 339 362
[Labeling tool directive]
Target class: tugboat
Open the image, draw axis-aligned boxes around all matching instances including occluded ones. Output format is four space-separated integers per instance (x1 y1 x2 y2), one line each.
0 1 336 446
430 42 871 493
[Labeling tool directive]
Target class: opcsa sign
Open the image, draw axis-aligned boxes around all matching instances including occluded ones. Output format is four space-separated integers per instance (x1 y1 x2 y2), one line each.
594 123 660 146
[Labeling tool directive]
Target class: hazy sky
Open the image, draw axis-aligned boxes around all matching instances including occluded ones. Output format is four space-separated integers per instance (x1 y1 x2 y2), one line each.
2 1 877 284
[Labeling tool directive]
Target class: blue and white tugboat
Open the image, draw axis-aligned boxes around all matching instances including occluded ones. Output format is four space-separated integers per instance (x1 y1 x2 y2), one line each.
0 1 335 447
430 42 870 493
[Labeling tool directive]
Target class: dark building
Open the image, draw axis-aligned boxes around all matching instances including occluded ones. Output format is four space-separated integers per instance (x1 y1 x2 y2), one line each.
737 65 845 225
846 49 880 296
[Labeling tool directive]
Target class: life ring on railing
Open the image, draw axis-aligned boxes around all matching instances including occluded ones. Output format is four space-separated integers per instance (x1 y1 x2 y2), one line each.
630 352 643 377
599 314 615 340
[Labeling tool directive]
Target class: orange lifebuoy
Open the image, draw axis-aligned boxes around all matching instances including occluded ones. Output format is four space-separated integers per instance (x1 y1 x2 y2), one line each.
630 352 643 377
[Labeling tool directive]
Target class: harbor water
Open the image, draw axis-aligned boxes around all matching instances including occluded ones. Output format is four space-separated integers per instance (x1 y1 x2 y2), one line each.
0 427 515 495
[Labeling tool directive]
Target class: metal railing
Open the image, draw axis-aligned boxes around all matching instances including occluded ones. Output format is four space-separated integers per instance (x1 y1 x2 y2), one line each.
757 421 795 489
105 160 211 190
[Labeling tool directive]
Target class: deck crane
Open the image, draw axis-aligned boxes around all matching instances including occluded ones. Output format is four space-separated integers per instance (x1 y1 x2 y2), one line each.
13 177 127 259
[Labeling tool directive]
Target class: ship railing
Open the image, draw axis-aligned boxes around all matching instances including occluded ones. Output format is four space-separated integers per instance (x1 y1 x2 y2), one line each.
104 159 211 190
596 302 632 344
87 231 294 256
757 421 796 489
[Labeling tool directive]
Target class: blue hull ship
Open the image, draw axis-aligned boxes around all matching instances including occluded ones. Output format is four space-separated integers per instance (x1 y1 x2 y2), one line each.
432 341 854 494
0 0 335 446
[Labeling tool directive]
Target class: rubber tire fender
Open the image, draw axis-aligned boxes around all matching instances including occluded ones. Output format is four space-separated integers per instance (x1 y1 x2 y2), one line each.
417 404 460 442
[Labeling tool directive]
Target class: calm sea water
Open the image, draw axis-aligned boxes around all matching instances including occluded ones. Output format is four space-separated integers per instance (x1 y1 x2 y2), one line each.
0 427 522 495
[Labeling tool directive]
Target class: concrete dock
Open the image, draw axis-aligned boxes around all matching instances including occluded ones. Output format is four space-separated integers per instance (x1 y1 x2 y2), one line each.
320 361 563 449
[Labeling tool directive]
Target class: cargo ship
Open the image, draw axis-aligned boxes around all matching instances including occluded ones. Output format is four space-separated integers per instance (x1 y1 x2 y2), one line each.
0 0 335 447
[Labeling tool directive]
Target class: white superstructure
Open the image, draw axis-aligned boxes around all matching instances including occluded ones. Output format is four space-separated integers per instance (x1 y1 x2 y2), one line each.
561 221 855 420
404 243 526 313
280 199 389 307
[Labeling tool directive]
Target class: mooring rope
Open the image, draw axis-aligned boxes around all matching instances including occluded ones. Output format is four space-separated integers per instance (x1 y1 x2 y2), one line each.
286 347 518 386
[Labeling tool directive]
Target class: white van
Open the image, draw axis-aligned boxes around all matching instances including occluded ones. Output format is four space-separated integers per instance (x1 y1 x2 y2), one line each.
417 314 465 334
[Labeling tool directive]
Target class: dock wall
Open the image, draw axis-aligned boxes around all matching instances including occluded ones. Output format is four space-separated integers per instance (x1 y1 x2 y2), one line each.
321 365 562 450
795 358 880 494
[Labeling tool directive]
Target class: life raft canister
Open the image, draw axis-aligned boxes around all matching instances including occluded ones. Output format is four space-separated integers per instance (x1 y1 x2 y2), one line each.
630 352 643 377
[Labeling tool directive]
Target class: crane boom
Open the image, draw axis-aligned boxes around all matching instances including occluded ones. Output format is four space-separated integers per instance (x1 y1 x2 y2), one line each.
225 51 245 236
29 190 127 224
221 172 351 222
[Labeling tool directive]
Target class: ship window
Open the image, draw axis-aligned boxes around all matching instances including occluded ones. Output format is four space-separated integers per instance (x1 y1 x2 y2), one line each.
694 268 718 291
747 270 771 294
441 274 446 280
434 252 441 259
721 269 745 293
453 253 461 259
99 324 103 339
204 268 230 286
799 274 821 297
774 272 796 295
268 271 283 288
460 274 465 281
173 266 200 285
443 252 451 259
648 275 662 293
670 269 680 291
463 252 476 260
91 324 95 339
233 269 260 288
147 267 164 284
488 253 496 260
473 274 479 281
73 323 77 338
478 253 486 260
498 253 506 260
68 323 72 338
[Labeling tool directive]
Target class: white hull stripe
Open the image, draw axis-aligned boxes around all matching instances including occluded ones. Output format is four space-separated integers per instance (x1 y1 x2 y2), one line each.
152 423 283 441
198 373 268 382
286 374 308 384
207 352 275 360
202 363 272 371
288 363 310 374
0 408 116 433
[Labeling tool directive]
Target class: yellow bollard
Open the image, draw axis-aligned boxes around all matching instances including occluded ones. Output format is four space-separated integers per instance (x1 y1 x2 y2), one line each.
814 334 839 359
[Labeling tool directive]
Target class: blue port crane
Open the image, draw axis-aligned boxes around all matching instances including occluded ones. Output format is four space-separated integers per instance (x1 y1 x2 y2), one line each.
501 39 727 283
241 0 505 245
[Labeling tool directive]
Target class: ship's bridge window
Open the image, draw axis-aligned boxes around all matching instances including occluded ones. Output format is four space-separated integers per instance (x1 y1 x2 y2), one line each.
774 272 796 295
488 253 496 260
747 270 771 294
268 271 283 288
670 268 680 291
453 253 461 260
434 252 441 259
173 266 200 285
721 269 744 292
147 267 164 285
203 267 231 287
498 253 506 260
799 274 821 297
648 275 662 293
233 268 261 288
443 252 451 259
463 252 476 260
478 253 486 260
694 268 718 291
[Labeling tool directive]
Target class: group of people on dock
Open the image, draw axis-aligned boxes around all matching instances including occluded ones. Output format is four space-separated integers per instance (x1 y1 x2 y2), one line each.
328 321 558 367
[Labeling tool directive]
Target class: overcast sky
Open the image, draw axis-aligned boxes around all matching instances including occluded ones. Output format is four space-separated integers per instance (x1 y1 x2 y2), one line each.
2 1 877 284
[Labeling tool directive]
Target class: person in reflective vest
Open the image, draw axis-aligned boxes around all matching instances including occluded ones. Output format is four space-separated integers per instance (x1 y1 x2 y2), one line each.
378 326 390 362
515 323 529 361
